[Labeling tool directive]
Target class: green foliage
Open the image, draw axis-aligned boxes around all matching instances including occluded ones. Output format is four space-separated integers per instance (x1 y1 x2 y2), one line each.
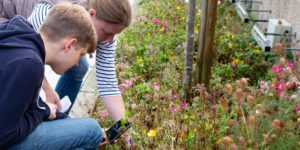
93 1 300 149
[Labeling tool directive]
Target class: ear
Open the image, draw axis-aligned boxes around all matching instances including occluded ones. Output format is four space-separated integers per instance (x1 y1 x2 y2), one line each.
64 38 78 53
88 8 96 17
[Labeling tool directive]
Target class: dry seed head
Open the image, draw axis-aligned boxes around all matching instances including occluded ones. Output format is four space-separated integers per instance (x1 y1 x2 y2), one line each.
235 80 242 88
256 104 263 109
279 57 286 66
222 136 233 146
270 134 277 141
255 104 264 115
231 144 238 150
225 84 233 94
246 95 255 104
273 43 283 54
238 136 246 145
227 119 235 126
248 115 256 127
271 119 284 130
234 88 243 100
297 118 300 123
241 78 248 86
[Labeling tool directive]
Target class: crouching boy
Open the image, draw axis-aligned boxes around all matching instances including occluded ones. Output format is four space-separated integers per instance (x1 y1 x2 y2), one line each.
0 2 102 150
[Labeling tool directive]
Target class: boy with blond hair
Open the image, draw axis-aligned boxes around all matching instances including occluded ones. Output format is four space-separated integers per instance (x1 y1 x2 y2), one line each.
0 0 132 123
0 2 102 149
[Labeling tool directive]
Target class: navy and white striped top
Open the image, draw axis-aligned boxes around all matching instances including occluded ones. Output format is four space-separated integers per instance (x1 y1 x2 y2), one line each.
28 3 121 98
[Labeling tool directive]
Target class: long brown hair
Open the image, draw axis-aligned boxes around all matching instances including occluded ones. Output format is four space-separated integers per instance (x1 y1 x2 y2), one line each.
86 0 132 27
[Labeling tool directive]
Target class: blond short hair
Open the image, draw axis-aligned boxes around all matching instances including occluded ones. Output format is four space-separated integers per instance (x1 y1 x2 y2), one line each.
86 0 132 27
40 2 97 53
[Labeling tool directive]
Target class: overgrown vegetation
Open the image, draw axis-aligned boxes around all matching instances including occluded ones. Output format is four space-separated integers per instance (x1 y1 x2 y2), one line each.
94 1 300 149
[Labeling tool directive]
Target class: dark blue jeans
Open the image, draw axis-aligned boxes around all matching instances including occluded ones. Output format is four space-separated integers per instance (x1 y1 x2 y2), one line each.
55 56 89 114
8 118 102 150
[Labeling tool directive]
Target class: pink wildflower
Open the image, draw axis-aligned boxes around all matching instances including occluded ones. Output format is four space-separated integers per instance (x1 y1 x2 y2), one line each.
272 65 283 74
173 93 179 99
171 108 177 113
275 81 286 95
153 19 161 25
138 16 147 21
295 104 300 112
162 21 167 27
123 80 132 88
153 82 160 91
259 81 269 93
287 61 294 69
98 109 109 117
119 80 132 89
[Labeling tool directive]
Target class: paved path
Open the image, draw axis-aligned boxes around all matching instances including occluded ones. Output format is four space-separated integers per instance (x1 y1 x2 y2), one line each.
41 54 97 118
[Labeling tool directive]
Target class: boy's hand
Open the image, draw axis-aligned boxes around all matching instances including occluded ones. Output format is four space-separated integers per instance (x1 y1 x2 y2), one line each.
42 76 62 111
45 88 62 111
46 102 57 120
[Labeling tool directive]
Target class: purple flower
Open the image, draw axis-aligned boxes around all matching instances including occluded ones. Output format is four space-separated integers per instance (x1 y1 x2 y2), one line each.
129 137 134 145
181 102 187 109
153 19 161 25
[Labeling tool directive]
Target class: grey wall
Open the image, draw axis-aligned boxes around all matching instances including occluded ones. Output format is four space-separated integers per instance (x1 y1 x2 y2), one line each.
251 0 300 48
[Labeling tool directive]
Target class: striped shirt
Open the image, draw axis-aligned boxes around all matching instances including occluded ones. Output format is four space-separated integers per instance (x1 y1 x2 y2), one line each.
28 3 121 98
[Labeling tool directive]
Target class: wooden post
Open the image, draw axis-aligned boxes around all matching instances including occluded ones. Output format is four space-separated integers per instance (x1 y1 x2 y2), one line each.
196 0 209 84
183 0 196 102
202 0 218 90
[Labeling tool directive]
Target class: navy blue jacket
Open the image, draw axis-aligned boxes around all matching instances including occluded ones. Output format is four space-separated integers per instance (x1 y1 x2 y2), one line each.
0 16 50 149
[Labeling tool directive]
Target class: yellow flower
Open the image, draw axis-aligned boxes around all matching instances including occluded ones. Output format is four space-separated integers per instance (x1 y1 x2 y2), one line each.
254 49 260 53
228 42 233 49
205 124 212 131
136 57 143 64
184 115 189 119
197 11 201 16
231 34 235 39
216 139 222 145
176 6 181 10
234 59 240 64
181 17 186 20
147 130 156 137
226 32 231 38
